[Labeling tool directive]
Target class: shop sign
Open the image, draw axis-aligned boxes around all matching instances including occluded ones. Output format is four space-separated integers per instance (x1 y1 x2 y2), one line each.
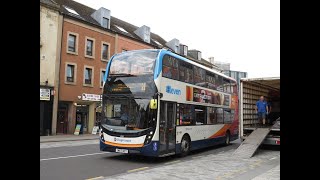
74 124 81 135
82 93 102 101
40 88 50 101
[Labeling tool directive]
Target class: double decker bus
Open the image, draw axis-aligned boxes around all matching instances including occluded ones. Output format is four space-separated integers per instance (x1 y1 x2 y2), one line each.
99 49 239 157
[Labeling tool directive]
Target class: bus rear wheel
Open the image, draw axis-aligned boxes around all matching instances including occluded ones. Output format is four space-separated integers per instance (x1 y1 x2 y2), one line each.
180 135 191 157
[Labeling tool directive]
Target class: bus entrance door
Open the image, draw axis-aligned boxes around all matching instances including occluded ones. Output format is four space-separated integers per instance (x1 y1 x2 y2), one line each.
159 101 176 156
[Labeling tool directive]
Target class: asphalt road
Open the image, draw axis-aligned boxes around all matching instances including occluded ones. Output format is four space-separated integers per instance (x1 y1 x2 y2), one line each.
40 140 242 180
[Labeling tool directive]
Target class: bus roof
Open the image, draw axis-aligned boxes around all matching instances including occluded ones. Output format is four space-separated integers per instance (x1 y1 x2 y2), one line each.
159 49 237 82
112 49 237 83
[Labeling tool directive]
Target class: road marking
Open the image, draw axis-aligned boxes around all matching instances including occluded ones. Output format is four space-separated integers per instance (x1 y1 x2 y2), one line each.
269 157 277 160
40 152 109 161
127 167 149 173
165 160 181 164
85 176 104 180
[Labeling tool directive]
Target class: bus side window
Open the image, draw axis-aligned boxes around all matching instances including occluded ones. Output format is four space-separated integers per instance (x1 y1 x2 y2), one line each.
162 55 179 80
207 107 217 124
179 66 185 82
216 108 224 124
179 104 194 126
195 105 206 125
224 109 231 123
206 72 216 90
186 66 193 83
216 76 223 92
194 66 206 87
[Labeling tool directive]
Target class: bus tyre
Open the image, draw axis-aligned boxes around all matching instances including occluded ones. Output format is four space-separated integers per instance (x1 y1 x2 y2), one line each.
225 131 230 145
180 135 191 157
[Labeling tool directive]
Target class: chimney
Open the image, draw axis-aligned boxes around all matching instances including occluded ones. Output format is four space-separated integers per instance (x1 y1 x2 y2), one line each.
134 25 151 43
179 44 188 56
91 7 111 29
165 38 180 53
208 57 214 64
188 49 202 60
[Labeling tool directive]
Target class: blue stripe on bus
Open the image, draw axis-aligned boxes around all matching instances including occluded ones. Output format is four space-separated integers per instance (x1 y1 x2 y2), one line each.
104 54 117 83
154 50 166 80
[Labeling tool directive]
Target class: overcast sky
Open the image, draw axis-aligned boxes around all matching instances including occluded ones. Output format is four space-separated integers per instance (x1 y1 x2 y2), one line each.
73 0 279 78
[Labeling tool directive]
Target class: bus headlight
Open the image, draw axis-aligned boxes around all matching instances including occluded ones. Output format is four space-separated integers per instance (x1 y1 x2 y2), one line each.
144 133 153 145
100 133 105 141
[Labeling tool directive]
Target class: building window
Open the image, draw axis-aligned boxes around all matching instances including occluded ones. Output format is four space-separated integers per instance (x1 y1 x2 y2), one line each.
65 63 77 84
85 37 95 58
84 66 94 86
68 34 76 52
102 17 109 28
67 65 74 82
101 42 110 61
100 69 106 88
67 32 79 54
86 40 93 56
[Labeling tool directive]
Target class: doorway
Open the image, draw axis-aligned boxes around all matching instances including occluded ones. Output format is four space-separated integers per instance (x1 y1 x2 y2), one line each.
57 108 68 134
159 101 176 155
76 105 89 134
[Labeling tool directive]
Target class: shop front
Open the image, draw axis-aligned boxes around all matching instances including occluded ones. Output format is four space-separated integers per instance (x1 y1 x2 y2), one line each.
73 93 102 134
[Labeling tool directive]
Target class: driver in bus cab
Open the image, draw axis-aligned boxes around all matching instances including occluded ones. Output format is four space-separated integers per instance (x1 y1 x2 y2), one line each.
120 106 129 123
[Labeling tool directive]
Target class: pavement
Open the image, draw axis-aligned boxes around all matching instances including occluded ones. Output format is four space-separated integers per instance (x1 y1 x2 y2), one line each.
102 148 280 180
40 134 99 143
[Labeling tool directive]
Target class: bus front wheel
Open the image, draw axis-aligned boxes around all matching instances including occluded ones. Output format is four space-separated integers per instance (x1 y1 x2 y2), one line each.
180 135 191 157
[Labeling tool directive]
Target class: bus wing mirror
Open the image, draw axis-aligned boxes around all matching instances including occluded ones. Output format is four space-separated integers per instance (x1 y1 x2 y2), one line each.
150 99 157 109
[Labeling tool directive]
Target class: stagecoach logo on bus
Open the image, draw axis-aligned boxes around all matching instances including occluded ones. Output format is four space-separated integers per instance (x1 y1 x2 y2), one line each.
153 142 157 151
114 137 132 143
166 85 181 95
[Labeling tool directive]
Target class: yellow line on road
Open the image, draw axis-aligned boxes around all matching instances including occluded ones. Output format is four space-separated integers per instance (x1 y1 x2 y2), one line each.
85 176 104 180
127 167 149 173
165 160 181 164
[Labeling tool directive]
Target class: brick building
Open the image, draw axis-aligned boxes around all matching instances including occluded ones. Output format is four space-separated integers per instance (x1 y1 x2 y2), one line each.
40 0 218 135
52 0 167 134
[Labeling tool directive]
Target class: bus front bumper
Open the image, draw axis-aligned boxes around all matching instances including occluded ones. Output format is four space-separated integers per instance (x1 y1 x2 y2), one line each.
99 138 159 157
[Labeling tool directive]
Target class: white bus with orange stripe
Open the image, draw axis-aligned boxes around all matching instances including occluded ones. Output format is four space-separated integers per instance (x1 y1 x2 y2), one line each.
99 49 239 157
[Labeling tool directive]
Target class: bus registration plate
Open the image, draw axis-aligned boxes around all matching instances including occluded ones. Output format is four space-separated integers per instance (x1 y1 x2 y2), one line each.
116 148 128 153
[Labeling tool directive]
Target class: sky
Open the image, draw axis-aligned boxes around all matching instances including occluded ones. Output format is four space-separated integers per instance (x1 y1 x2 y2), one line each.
73 0 279 78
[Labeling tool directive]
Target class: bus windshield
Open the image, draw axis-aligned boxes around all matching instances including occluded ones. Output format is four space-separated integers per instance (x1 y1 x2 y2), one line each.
101 50 159 131
102 97 157 131
109 50 158 76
